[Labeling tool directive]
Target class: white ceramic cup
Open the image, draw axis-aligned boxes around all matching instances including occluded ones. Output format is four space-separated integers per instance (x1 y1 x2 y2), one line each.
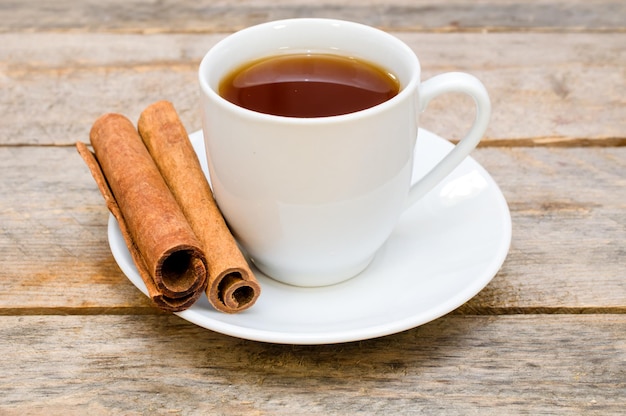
199 18 491 287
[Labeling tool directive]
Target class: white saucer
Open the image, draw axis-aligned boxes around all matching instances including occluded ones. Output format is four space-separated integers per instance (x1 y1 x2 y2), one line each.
108 128 511 344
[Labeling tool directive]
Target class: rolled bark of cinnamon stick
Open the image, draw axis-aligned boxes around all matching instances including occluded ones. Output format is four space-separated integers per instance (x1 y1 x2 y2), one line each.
138 100 261 313
77 113 208 312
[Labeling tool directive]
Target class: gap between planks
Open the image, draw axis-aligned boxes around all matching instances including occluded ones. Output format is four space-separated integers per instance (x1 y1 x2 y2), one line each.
2 139 625 149
1 305 624 316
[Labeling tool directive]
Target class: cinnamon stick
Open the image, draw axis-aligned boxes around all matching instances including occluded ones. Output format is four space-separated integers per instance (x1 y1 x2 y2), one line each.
77 113 207 312
138 100 261 313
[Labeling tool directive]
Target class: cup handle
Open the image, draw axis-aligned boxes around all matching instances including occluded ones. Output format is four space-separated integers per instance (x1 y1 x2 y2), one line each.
406 72 491 208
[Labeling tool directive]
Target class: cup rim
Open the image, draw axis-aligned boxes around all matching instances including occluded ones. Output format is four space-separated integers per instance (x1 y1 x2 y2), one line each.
199 18 421 124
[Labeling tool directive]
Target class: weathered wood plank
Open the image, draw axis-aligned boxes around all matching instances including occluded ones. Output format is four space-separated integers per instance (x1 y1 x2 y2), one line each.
0 146 153 312
461 146 626 314
2 0 625 33
0 314 624 414
1 145 624 313
1 32 625 146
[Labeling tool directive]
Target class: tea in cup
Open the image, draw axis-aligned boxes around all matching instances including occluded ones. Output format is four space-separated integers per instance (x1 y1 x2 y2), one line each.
219 53 400 118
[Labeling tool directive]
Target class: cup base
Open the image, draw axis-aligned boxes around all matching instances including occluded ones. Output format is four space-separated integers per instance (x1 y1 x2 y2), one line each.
251 255 375 288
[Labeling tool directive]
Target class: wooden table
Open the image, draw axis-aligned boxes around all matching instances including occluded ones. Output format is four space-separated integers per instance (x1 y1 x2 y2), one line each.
2 1 624 414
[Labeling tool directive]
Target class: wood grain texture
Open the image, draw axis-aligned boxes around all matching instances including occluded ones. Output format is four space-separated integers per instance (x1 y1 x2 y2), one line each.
463 146 626 313
1 0 624 412
1 32 625 146
1 314 624 415
1 145 624 313
0 146 154 312
2 0 625 33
